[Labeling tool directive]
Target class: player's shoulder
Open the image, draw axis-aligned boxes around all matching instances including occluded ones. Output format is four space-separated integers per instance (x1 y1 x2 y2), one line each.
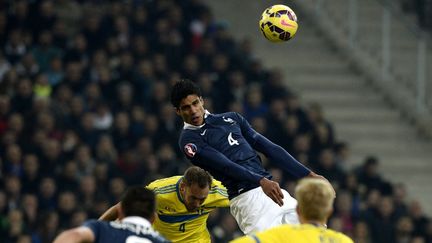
257 224 310 236
212 111 239 120
210 178 227 191
290 225 353 243
179 126 202 143
324 228 354 243
147 176 181 192
83 219 104 228
266 224 298 234
180 129 200 140
82 219 109 235
209 179 228 196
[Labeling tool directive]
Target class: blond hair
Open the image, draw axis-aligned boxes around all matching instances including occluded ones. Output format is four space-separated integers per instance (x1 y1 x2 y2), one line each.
295 178 335 221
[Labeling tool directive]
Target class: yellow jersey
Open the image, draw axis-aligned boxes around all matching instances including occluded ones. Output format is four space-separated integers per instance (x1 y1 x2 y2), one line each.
146 176 229 243
230 224 353 243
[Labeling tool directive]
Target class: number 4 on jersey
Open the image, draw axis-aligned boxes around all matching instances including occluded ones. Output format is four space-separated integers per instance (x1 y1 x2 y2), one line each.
179 223 186 232
228 132 239 146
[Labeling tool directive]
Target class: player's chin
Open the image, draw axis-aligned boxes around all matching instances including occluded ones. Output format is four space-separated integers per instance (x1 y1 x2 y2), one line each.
191 117 202 125
187 206 198 212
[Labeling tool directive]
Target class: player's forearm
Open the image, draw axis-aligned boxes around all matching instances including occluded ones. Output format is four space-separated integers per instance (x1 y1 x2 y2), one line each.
239 113 311 177
53 231 81 243
253 133 310 177
98 203 120 221
53 230 84 243
53 228 94 243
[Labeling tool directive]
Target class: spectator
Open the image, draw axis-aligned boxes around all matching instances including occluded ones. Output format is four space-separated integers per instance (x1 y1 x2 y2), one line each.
4 175 21 209
409 200 429 237
352 221 372 243
242 83 268 121
365 196 398 242
20 193 38 231
36 211 59 243
31 30 62 72
395 216 415 243
356 156 393 195
4 29 27 65
4 209 26 243
94 134 117 164
38 177 57 211
314 148 345 187
0 51 11 80
56 160 79 192
56 191 77 228
21 154 41 194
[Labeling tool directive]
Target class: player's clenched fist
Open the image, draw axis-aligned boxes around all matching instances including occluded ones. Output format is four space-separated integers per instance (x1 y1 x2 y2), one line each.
260 177 284 206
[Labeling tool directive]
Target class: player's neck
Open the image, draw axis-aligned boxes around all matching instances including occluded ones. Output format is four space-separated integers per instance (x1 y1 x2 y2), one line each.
303 220 327 228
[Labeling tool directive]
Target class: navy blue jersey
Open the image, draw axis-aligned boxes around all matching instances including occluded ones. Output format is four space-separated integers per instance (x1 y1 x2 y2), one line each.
84 217 169 243
179 111 310 199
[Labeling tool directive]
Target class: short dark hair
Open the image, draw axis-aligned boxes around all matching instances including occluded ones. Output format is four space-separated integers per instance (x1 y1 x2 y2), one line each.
170 79 201 108
183 166 213 189
120 186 155 219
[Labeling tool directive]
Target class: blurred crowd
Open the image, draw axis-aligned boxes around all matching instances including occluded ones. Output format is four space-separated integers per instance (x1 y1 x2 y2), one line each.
401 0 432 31
0 1 431 243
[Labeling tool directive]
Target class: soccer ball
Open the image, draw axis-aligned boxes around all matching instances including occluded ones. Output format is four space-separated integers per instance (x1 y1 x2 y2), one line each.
259 4 298 42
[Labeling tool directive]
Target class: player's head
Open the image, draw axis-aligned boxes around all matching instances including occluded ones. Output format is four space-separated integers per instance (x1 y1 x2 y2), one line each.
295 178 335 224
180 166 213 212
170 79 205 126
119 186 156 221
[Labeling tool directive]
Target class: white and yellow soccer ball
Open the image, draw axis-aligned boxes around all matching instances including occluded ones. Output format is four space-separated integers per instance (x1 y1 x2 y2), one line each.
259 4 298 42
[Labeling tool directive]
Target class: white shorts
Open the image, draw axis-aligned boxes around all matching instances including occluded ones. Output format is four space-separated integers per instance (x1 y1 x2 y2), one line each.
229 187 299 235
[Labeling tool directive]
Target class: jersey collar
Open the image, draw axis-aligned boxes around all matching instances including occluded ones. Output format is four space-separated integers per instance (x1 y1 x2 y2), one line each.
122 216 152 227
183 110 211 130
306 222 328 228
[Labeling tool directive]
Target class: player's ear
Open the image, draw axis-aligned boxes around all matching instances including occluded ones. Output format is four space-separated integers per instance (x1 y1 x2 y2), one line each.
149 212 156 224
175 107 181 115
326 207 334 220
199 96 204 105
295 205 306 223
179 181 185 192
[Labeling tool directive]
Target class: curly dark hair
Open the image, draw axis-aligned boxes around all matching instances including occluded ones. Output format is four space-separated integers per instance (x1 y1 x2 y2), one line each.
170 79 202 108
121 186 155 219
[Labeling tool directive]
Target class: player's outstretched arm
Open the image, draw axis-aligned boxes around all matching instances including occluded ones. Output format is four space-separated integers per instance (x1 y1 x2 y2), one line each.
237 112 336 197
53 227 95 243
98 203 120 221
237 112 310 177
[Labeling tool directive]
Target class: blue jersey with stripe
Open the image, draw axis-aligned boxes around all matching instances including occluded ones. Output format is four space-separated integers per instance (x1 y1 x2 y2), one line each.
179 112 311 199
84 217 169 243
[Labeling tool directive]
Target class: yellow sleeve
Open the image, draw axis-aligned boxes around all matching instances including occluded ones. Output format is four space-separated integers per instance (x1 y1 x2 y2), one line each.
206 179 230 208
146 176 180 191
145 181 156 190
341 234 354 243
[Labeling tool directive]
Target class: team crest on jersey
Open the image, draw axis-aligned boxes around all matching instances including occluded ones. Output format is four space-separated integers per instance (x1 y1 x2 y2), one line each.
184 143 197 157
